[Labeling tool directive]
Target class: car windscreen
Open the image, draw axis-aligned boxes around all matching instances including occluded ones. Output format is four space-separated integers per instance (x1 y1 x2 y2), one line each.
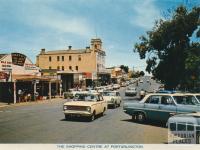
102 92 116 96
173 96 199 105
74 94 97 101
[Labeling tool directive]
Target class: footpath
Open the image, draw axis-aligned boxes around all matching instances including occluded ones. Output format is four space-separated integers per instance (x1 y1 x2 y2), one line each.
0 97 64 109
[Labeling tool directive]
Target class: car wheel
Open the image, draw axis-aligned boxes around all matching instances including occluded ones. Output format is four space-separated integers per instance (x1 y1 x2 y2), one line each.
102 107 106 116
113 102 117 108
136 112 146 122
89 111 96 122
118 102 121 107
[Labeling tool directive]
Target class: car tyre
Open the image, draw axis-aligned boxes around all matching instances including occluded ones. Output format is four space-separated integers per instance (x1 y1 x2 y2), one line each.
113 102 117 108
89 111 96 122
101 107 106 116
118 102 121 107
136 112 146 123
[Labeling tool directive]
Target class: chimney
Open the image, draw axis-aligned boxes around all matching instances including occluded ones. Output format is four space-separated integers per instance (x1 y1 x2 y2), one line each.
41 48 45 54
68 46 72 50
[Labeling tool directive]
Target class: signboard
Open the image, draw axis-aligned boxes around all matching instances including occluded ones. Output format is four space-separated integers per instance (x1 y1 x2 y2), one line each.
11 53 26 66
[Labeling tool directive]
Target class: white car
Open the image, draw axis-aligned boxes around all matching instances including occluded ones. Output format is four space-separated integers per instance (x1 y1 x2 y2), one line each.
125 87 137 96
102 91 122 108
113 84 120 90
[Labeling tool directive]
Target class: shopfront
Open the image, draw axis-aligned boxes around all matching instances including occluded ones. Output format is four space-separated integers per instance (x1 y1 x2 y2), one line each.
0 53 60 103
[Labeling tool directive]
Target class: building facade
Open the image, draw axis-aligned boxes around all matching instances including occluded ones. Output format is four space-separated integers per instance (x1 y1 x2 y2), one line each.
36 38 107 91
0 53 60 104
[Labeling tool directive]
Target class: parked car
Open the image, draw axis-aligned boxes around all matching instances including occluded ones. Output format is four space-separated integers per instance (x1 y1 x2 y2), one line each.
63 93 107 121
167 112 200 144
125 87 137 96
121 82 126 87
113 84 120 90
107 85 114 91
123 93 200 123
102 91 122 108
95 86 104 93
63 88 81 99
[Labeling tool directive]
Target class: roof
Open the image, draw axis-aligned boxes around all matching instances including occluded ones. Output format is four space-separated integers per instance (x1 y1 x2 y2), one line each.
146 93 185 96
13 75 60 82
41 49 90 55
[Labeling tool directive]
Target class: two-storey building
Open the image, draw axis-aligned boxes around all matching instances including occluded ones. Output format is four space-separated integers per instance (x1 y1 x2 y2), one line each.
36 38 107 91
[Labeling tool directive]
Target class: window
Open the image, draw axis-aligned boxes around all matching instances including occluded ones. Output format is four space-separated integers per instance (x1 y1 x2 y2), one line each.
161 96 174 105
49 56 51 62
76 66 78 71
78 55 81 61
62 66 64 71
57 66 60 70
187 123 194 131
49 66 52 70
69 66 72 70
57 56 60 61
169 123 176 131
69 56 72 61
145 96 160 104
177 123 187 131
62 56 64 61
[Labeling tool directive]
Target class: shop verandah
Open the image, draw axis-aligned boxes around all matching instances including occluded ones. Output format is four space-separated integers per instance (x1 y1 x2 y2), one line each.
0 75 61 104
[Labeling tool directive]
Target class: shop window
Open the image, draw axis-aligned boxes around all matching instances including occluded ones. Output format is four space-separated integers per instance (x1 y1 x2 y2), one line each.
69 56 72 61
57 56 60 61
49 56 52 62
62 56 64 61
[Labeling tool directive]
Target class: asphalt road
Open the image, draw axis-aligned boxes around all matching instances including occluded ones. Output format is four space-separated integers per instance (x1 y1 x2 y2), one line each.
0 77 168 144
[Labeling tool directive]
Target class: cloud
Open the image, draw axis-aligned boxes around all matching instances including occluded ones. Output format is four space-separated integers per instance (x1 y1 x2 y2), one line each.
19 4 93 37
130 0 161 29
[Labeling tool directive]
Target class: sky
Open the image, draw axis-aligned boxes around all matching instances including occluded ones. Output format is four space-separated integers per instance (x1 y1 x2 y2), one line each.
0 0 199 72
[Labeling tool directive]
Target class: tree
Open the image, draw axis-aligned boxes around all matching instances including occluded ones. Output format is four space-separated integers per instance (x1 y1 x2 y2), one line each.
120 65 129 73
139 71 145 76
134 6 200 90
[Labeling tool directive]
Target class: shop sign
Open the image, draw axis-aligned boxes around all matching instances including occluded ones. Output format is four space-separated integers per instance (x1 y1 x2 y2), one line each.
11 53 26 66
25 63 38 70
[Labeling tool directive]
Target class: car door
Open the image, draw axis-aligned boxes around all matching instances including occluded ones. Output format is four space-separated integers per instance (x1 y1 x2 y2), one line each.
158 96 177 122
95 95 102 114
97 95 105 114
144 95 160 120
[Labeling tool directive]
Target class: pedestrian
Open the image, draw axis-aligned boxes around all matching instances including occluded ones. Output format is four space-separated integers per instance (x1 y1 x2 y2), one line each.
18 89 22 103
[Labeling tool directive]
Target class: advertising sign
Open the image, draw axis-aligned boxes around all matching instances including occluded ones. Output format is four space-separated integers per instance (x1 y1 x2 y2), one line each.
11 53 26 66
